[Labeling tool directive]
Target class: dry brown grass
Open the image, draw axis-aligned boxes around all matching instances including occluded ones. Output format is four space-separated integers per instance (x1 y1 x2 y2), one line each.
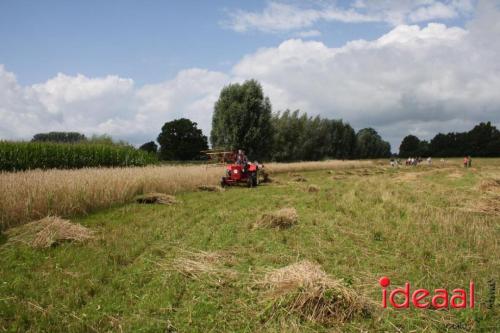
307 184 320 193
0 160 373 230
468 196 500 215
265 160 372 173
256 261 372 324
134 193 177 205
478 178 500 192
198 185 224 192
260 170 272 183
171 250 237 286
293 176 307 182
6 216 94 248
255 208 298 229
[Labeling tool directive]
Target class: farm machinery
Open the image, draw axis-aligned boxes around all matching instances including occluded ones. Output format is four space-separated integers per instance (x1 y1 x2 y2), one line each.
202 150 265 188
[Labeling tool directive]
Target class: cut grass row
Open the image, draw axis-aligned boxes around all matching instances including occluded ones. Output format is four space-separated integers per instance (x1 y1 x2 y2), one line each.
0 159 372 230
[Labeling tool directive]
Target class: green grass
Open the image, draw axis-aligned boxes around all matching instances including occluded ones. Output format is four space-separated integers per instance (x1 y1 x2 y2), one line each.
1 161 499 332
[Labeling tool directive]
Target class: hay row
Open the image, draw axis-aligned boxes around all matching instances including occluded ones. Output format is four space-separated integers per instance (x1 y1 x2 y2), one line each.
254 208 298 229
6 216 94 248
198 185 224 192
135 193 177 205
478 178 500 192
256 261 373 324
170 250 237 286
169 251 372 325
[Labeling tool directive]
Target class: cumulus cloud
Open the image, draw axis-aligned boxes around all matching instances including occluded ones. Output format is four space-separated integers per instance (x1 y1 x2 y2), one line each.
224 0 475 33
0 66 229 144
231 3 500 147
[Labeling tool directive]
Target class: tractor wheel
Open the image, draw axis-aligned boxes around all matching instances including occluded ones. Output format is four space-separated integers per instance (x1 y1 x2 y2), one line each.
246 177 253 188
251 172 259 187
221 177 227 188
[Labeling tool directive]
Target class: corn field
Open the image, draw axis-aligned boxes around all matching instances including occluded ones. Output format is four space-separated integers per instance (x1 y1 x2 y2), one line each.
0 141 158 171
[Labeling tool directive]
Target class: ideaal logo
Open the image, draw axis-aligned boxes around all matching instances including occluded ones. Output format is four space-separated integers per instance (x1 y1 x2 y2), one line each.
379 276 475 309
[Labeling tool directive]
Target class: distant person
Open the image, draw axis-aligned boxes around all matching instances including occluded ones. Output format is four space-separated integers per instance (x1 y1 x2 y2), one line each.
236 149 248 165
467 156 472 168
427 157 432 165
463 156 469 168
236 149 248 172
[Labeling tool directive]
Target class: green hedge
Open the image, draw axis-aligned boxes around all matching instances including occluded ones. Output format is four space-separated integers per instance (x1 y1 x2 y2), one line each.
0 141 158 171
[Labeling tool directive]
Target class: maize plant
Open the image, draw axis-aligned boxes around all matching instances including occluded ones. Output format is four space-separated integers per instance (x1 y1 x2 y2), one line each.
0 141 158 171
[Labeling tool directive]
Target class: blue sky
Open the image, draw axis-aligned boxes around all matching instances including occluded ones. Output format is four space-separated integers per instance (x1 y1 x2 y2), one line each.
1 0 498 151
0 0 396 85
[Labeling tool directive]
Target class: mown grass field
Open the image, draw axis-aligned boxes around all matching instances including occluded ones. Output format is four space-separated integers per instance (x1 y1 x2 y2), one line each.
0 159 499 332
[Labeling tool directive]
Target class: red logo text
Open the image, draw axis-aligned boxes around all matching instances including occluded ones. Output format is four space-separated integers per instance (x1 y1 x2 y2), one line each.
379 276 474 309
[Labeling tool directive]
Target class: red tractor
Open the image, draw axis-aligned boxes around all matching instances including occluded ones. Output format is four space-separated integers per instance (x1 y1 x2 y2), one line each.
221 162 261 188
202 150 263 188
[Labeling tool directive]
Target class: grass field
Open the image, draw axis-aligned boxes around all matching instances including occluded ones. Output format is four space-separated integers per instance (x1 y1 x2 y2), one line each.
0 159 499 332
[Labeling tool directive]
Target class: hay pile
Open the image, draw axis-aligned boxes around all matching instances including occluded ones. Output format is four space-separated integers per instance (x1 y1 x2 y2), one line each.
256 261 372 324
307 184 320 193
172 250 237 286
260 170 272 183
7 216 94 248
470 197 500 215
255 208 298 229
198 185 224 192
135 193 177 205
293 176 307 182
478 178 500 192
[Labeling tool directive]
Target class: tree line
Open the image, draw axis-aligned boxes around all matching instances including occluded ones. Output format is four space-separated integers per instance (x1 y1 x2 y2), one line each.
399 122 500 157
154 80 391 161
20 79 496 163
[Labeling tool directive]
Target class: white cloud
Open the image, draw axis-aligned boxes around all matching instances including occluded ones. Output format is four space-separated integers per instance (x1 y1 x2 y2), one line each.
0 66 229 144
231 4 500 148
224 0 475 33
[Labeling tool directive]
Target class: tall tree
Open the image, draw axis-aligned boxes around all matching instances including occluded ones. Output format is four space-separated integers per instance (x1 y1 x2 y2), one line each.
466 122 500 156
355 128 391 158
157 118 208 160
399 135 421 157
271 110 308 161
270 111 358 161
139 141 158 154
211 80 273 160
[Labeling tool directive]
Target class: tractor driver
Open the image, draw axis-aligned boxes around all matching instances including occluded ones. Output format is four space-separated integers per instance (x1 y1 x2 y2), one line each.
236 149 249 173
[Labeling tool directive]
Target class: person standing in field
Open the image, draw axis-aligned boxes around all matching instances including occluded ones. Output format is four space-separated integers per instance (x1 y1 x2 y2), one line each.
236 149 249 173
467 156 472 168
463 156 469 168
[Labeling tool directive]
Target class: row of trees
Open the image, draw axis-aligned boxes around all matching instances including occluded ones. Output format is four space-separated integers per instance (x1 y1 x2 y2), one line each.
151 80 391 161
399 122 500 157
271 111 391 161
